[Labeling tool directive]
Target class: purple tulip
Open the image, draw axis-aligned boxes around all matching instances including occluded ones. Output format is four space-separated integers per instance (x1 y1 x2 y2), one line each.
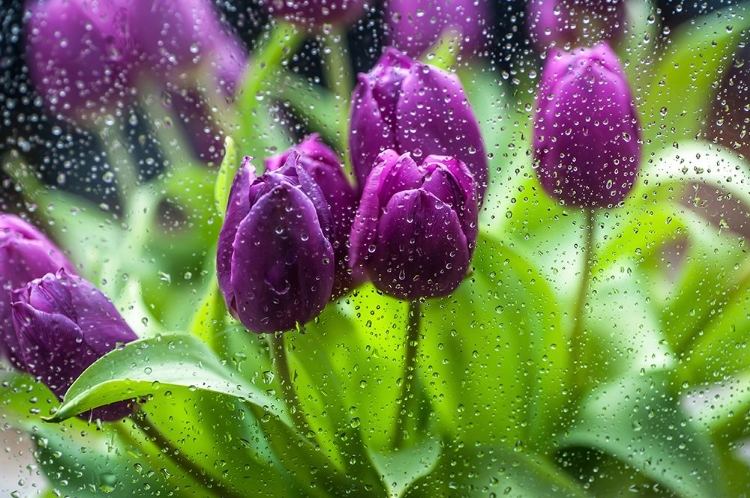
350 150 478 300
349 48 488 202
263 0 369 27
527 0 626 51
10 270 138 421
217 155 335 333
0 215 76 370
266 135 361 297
384 0 490 58
533 43 641 208
25 0 138 122
128 0 236 84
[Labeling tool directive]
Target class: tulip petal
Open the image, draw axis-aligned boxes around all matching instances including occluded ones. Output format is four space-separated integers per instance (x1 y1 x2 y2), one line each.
370 189 470 300
230 183 334 333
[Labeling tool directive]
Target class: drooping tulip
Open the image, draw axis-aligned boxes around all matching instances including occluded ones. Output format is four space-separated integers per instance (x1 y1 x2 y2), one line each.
349 48 488 201
262 0 369 27
384 0 490 58
266 135 360 297
11 269 138 421
217 155 335 333
0 215 76 370
532 43 641 208
350 150 478 300
25 0 138 122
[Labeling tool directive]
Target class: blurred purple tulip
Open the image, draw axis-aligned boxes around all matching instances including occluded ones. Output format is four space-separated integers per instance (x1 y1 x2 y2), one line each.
266 135 360 297
10 269 138 421
217 155 335 333
0 215 75 370
533 43 641 208
527 0 627 51
350 150 478 300
25 0 138 122
263 0 369 27
349 48 488 201
384 0 490 58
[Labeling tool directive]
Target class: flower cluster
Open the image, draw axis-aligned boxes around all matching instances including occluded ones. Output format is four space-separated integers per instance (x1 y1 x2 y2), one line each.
217 48 485 333
0 216 138 421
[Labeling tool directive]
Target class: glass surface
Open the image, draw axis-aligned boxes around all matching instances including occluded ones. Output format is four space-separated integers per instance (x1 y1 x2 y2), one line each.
2 0 750 496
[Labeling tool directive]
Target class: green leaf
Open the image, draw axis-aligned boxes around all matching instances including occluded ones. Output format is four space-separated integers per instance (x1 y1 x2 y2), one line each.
47 333 284 422
559 370 725 498
368 437 441 497
214 136 239 218
402 441 587 497
641 2 750 147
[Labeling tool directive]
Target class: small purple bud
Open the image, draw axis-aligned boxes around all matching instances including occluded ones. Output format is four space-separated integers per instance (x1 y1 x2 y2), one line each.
527 0 627 52
25 0 138 123
350 151 478 300
10 270 138 421
0 215 75 371
262 0 369 27
349 48 488 202
217 156 335 333
266 135 361 297
384 0 490 58
533 43 641 208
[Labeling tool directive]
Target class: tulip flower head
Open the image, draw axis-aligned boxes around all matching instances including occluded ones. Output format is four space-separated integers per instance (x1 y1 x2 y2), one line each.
263 0 369 27
217 155 335 333
266 136 360 297
26 0 138 122
0 215 76 370
350 150 478 300
349 48 488 201
384 0 490 58
533 43 641 208
10 270 138 421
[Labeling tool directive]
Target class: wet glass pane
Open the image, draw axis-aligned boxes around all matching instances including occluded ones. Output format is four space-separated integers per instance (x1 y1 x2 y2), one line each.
2 0 750 496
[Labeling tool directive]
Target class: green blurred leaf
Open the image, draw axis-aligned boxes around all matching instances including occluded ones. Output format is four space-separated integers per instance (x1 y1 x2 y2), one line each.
559 370 724 498
215 136 239 218
402 441 587 497
641 2 750 147
47 333 284 422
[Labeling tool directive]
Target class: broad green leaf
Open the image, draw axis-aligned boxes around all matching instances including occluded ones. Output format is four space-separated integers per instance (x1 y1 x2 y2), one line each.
684 373 750 442
368 437 441 497
641 2 750 148
421 234 568 452
559 370 724 498
402 441 587 497
48 333 284 422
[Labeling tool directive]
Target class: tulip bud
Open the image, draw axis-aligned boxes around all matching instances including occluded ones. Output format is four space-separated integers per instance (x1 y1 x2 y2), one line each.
266 135 360 297
262 0 369 27
533 43 640 208
10 270 138 421
349 48 488 201
25 0 138 123
526 0 627 51
129 0 235 84
384 0 490 59
0 215 76 370
217 155 335 333
350 150 478 300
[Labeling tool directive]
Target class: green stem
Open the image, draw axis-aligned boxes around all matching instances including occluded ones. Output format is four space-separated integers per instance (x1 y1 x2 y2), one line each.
268 332 315 440
392 300 421 450
322 29 354 178
97 125 139 208
570 209 596 399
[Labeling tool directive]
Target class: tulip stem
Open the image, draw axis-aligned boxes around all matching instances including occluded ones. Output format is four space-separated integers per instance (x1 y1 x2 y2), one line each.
269 332 315 441
393 300 421 449
322 29 354 175
570 209 596 399
128 407 245 498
